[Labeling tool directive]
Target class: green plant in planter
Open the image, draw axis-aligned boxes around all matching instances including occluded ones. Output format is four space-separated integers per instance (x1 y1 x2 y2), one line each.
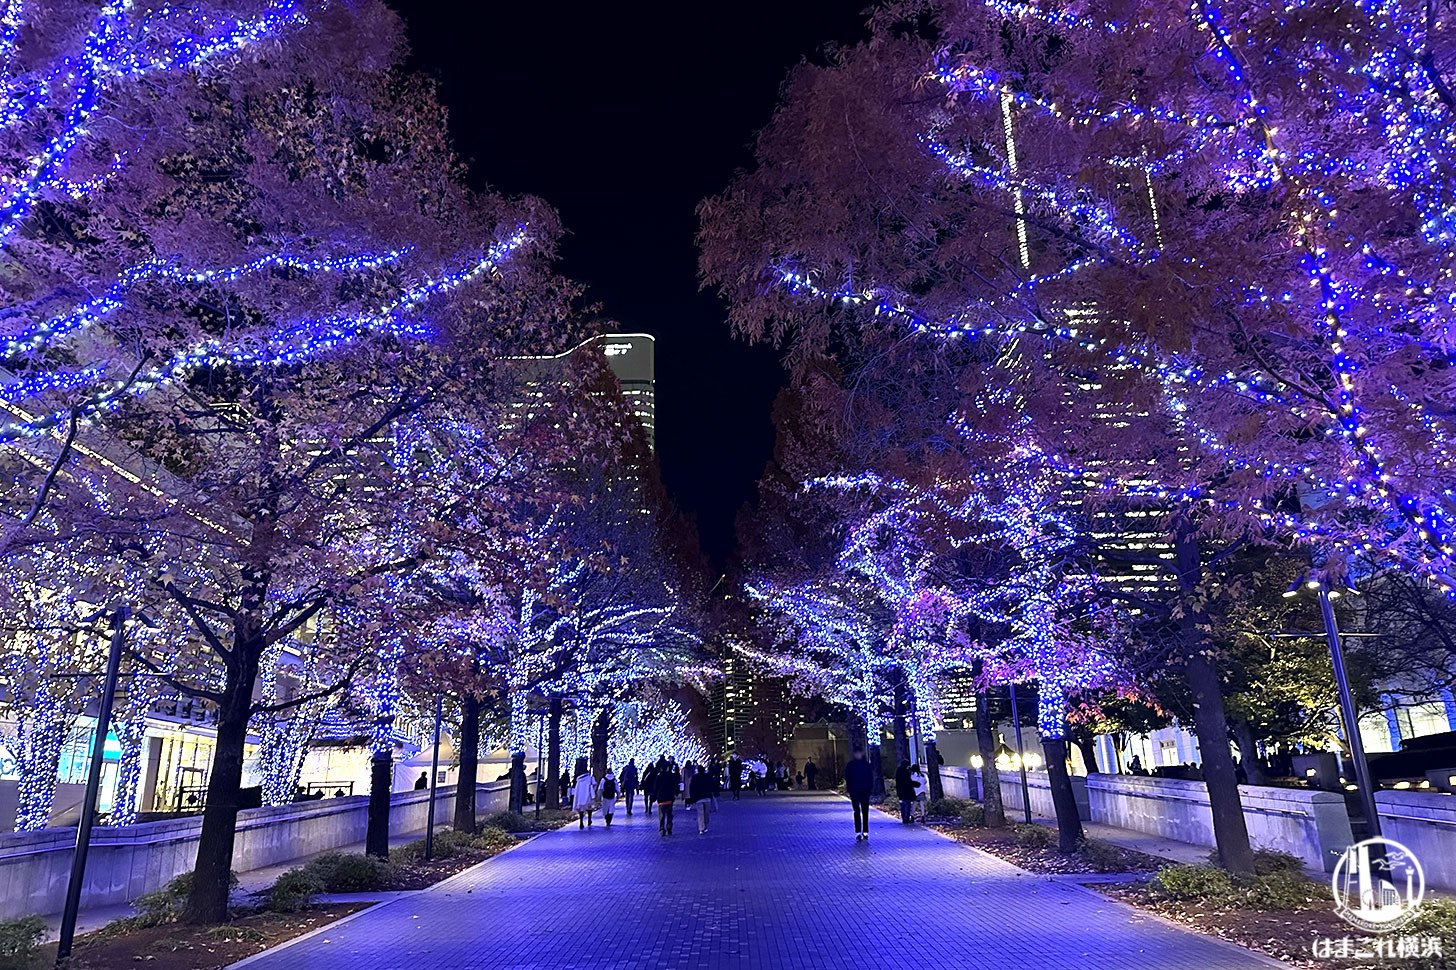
1014 824 1052 849
305 853 396 892
134 870 240 927
0 915 47 970
928 797 972 818
1152 864 1235 901
1076 838 1129 872
267 869 324 913
1239 869 1319 910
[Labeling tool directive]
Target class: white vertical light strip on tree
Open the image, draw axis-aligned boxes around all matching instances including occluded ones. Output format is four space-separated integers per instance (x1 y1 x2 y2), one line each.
1000 92 1031 270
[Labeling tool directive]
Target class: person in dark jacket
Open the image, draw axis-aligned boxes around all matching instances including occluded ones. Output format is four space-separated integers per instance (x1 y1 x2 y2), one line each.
728 757 743 800
894 759 916 823
620 759 639 816
844 747 874 840
641 760 658 816
687 763 714 833
654 756 680 835
804 759 817 790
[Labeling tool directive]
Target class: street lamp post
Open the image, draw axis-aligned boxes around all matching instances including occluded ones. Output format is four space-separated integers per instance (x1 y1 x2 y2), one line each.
424 694 443 862
1315 583 1383 838
57 607 128 964
1008 684 1034 824
535 710 546 820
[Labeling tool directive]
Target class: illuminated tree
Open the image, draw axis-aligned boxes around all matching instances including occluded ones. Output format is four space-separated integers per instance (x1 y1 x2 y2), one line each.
0 545 98 831
0 0 586 920
703 0 1456 590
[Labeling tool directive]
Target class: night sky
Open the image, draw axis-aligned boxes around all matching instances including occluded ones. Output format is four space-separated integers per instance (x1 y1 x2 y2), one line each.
385 2 869 566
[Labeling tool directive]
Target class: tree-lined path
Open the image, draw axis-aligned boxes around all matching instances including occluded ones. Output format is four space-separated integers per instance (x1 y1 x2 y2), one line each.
230 795 1280 970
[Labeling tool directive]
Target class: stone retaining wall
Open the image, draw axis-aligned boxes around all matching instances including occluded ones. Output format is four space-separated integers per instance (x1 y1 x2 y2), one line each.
1375 790 1456 891
0 781 510 920
1088 774 1352 871
967 769 1089 822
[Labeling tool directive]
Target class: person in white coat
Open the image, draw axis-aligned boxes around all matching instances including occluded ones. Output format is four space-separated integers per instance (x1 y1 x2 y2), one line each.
572 771 597 828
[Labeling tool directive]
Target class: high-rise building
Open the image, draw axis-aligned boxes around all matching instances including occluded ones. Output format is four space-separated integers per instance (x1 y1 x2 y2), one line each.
511 332 656 451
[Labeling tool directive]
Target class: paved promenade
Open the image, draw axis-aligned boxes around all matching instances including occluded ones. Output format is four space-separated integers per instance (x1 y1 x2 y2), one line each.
231 792 1282 970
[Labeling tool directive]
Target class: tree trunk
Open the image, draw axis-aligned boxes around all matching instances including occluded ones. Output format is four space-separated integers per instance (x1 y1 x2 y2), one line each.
925 739 943 800
365 749 392 858
590 706 610 780
183 663 256 924
891 676 911 766
1231 718 1269 787
453 694 479 833
1186 651 1255 873
1042 738 1083 853
975 689 1006 828
1173 515 1255 875
544 695 562 809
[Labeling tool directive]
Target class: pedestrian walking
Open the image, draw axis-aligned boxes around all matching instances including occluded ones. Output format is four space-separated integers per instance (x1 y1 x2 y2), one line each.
688 765 713 834
845 747 873 840
600 769 619 827
895 758 915 824
804 759 817 790
620 759 638 816
654 756 680 835
728 757 743 800
911 762 928 821
572 770 597 828
642 760 658 816
681 761 696 803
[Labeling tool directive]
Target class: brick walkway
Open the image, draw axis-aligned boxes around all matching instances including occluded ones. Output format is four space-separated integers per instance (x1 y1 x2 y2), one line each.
231 792 1283 969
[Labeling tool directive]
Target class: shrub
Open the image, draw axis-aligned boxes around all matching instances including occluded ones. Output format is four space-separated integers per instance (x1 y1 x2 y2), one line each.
304 853 395 892
432 829 482 859
389 838 428 863
390 826 516 864
471 827 518 854
1152 864 1235 901
928 797 972 818
0 915 47 970
1240 869 1319 910
481 811 532 833
1252 850 1305 876
133 871 239 927
959 803 986 827
1014 824 1052 849
1077 838 1129 873
1404 899 1456 970
267 869 324 913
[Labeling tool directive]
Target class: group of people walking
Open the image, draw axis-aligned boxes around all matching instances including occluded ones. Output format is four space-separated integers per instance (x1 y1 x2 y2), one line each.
561 747 935 844
563 755 727 836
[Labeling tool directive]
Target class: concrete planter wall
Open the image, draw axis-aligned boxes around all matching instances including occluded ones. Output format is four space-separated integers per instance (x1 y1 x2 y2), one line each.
1375 790 1456 892
1088 774 1353 872
972 769 1090 822
938 766 972 801
0 781 510 920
